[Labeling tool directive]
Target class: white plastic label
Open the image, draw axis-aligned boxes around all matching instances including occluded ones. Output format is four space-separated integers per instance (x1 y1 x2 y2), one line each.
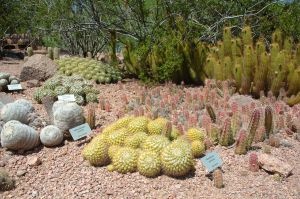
7 84 22 90
58 94 76 102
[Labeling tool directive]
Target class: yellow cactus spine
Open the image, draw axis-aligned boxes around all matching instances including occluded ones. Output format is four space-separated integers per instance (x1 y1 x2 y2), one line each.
272 29 283 49
223 56 233 80
253 52 269 96
241 26 253 47
240 45 253 94
223 27 232 57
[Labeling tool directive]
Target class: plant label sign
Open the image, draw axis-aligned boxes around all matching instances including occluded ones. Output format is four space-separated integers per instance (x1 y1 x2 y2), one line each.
200 152 223 173
69 123 92 140
58 94 76 102
7 84 22 91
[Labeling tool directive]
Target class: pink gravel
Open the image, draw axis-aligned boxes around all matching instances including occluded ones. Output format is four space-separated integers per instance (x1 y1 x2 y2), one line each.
0 61 300 199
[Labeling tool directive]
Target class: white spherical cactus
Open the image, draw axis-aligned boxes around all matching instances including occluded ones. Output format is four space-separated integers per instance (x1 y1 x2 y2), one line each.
40 125 63 147
0 99 34 124
1 120 40 150
53 101 85 134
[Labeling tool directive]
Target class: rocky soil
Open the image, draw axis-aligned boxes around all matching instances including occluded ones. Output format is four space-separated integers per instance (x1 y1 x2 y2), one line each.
0 60 300 199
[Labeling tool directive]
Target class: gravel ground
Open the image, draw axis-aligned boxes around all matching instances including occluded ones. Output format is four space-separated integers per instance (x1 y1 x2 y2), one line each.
0 60 300 199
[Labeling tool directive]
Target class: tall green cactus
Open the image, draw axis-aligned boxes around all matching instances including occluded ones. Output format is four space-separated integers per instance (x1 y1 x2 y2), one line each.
223 27 232 57
205 26 300 100
223 56 233 80
253 52 269 96
240 45 253 94
272 29 283 49
264 106 273 139
241 26 253 46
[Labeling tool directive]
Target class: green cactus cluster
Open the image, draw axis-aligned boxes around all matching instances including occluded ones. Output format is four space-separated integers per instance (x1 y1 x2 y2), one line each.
123 16 207 84
33 74 99 105
55 57 123 84
205 26 300 104
82 116 202 178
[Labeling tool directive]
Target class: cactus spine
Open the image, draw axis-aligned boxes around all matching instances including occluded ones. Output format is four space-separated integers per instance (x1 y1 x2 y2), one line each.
53 47 60 59
86 104 96 129
264 106 273 138
249 153 259 172
219 118 234 146
246 109 260 149
27 47 33 56
213 168 224 188
206 104 216 123
47 47 54 60
235 129 248 155
205 26 300 98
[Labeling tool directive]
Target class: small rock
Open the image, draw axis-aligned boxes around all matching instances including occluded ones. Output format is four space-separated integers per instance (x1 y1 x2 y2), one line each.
26 79 40 88
16 170 27 177
273 173 283 182
27 156 42 166
280 139 293 148
258 153 293 177
31 190 38 197
239 170 248 176
0 161 6 167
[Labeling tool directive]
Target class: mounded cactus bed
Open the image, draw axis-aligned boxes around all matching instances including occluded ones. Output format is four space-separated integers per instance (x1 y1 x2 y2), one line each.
55 57 123 84
0 66 299 198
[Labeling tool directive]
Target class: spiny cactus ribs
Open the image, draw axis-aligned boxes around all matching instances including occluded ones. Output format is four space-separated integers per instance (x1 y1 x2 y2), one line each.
55 57 123 83
82 115 199 178
106 80 300 153
33 74 99 105
249 153 259 172
204 26 300 102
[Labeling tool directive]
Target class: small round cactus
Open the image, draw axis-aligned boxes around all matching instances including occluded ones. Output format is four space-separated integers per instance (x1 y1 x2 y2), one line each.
40 125 64 147
1 120 40 151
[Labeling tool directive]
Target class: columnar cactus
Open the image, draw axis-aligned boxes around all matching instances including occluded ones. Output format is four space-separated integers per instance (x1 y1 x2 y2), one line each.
53 47 60 59
206 104 216 123
213 168 224 188
246 109 260 149
249 153 259 172
219 118 234 146
26 47 33 56
47 47 54 60
205 26 300 98
86 104 96 129
264 106 273 138
235 129 248 155
0 169 15 191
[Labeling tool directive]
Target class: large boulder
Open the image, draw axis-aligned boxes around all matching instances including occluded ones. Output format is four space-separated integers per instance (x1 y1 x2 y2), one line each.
20 54 57 81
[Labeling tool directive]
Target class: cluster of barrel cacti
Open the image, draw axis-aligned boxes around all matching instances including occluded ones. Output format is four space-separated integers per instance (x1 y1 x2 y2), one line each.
123 17 207 84
46 47 60 60
116 79 300 154
0 72 21 92
204 26 300 105
55 57 123 83
82 115 207 178
33 74 99 105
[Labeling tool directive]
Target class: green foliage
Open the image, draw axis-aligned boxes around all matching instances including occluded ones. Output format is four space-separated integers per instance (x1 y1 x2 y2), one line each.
123 18 208 84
